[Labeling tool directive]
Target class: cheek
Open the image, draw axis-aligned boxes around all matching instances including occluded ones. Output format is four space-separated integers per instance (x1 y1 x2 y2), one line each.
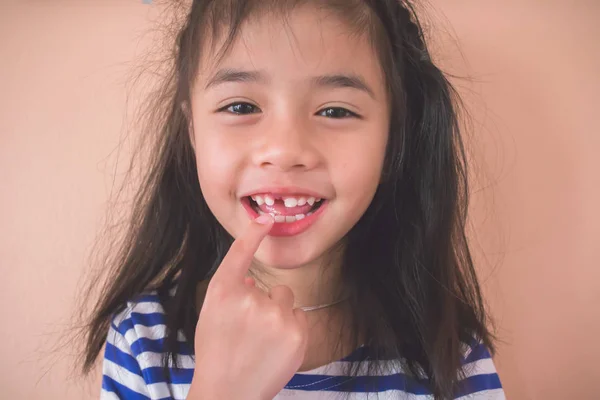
193 132 241 202
336 159 382 215
333 131 387 207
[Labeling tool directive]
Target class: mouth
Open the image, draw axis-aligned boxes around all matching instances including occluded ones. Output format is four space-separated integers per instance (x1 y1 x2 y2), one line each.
241 193 328 237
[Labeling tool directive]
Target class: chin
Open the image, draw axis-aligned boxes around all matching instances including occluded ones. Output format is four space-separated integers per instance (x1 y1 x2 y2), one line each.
254 250 313 270
254 234 342 270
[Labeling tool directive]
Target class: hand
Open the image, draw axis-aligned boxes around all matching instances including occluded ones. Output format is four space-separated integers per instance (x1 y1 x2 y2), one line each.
188 215 308 400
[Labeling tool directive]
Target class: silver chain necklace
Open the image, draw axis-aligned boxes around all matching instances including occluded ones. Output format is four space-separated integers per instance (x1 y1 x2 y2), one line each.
297 297 346 312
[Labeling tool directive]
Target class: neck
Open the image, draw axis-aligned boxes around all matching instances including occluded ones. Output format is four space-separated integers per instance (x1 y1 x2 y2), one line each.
250 249 356 371
249 247 345 309
195 246 356 371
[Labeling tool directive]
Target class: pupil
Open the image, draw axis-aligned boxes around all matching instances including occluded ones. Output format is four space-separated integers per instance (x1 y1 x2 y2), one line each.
233 103 254 114
326 108 347 118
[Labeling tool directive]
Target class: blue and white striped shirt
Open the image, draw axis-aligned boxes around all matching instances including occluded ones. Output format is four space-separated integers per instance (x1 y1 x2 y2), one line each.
101 293 504 399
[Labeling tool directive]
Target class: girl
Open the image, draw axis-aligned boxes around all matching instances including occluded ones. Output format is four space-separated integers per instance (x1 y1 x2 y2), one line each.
81 0 504 399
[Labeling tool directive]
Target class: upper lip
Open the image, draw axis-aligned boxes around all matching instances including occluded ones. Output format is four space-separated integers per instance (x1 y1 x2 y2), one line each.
240 186 328 199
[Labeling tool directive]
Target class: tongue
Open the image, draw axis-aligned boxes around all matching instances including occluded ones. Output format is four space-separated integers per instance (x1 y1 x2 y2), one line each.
257 200 314 216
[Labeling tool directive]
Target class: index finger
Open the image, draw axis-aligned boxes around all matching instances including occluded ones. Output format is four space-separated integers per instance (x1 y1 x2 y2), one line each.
211 214 274 285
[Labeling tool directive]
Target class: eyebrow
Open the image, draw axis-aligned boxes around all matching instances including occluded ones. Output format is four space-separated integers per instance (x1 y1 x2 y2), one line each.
204 69 375 99
204 69 268 89
311 74 376 99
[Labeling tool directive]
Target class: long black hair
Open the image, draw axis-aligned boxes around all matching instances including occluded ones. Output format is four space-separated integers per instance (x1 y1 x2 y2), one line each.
80 1 494 398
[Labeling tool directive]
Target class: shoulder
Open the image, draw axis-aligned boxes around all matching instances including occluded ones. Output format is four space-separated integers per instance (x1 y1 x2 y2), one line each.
111 292 169 333
456 339 504 399
102 291 194 399
106 292 171 357
105 291 191 365
108 292 170 351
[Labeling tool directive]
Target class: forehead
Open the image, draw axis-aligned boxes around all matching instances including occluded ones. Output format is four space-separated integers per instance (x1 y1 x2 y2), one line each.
196 4 385 88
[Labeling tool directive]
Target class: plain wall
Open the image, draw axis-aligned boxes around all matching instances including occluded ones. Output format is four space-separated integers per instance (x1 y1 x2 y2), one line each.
1 1 598 399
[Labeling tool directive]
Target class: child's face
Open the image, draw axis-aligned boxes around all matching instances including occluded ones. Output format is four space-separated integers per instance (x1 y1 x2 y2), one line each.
190 5 390 269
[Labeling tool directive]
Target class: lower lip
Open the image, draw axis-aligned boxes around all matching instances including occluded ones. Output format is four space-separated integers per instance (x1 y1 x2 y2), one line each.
241 198 328 237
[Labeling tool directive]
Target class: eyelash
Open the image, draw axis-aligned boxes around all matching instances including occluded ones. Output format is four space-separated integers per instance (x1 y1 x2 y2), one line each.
217 102 360 119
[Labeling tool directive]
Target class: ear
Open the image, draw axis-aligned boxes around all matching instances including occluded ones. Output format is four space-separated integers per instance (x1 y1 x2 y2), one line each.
181 101 195 149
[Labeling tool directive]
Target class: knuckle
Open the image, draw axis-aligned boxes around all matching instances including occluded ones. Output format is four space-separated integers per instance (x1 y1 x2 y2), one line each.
265 306 285 327
240 292 259 311
286 326 305 347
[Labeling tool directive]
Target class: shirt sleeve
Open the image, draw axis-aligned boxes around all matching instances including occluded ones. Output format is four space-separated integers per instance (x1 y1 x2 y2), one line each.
454 341 505 399
100 314 152 400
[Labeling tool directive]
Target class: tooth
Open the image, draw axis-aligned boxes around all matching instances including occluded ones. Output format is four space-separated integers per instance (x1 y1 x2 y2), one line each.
251 195 256 200
274 215 285 223
255 195 265 206
264 195 275 206
297 197 307 206
284 198 298 208
316 198 321 202
295 214 305 220
285 216 296 223
307 197 315 206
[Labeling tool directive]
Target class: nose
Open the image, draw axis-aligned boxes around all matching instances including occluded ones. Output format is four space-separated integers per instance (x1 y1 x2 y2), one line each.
251 117 320 171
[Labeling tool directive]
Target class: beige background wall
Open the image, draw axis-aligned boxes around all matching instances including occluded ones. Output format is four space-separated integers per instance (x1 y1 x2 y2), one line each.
1 1 598 399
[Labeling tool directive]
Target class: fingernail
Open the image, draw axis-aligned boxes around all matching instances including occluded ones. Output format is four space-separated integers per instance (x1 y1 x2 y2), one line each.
255 214 273 225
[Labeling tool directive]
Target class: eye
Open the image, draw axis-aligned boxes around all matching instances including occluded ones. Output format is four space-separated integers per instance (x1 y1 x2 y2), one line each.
317 107 359 119
218 102 261 115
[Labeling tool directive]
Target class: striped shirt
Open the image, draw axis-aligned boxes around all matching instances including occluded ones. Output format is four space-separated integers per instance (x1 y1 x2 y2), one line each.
101 293 504 399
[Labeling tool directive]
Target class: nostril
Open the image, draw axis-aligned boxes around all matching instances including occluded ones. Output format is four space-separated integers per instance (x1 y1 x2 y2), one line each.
260 161 307 170
253 145 318 171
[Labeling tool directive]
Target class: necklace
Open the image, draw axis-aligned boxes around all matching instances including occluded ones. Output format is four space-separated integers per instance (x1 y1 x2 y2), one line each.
297 297 346 312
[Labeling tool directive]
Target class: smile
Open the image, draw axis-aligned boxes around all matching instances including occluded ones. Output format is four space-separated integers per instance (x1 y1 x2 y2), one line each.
241 193 328 237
